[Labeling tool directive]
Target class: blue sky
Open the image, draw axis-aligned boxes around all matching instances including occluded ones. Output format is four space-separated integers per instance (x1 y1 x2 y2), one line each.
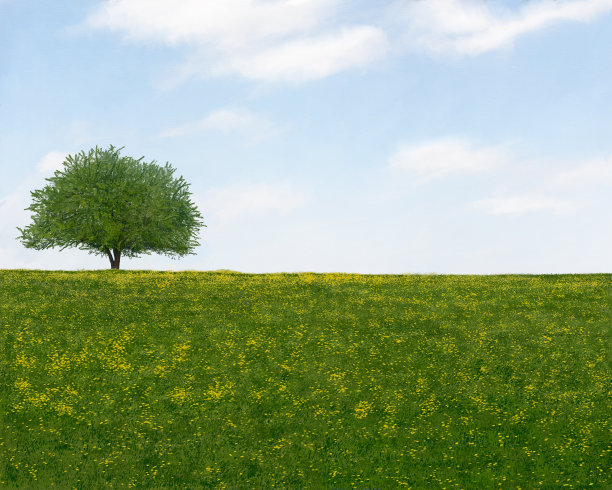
1 0 611 273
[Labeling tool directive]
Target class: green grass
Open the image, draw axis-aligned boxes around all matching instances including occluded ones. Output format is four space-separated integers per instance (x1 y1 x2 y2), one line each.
1 270 610 488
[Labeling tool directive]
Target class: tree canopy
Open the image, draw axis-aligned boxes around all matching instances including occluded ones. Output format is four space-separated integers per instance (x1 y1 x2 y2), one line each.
18 145 205 269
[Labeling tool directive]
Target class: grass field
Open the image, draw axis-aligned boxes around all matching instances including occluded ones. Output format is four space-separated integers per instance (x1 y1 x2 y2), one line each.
1 270 610 488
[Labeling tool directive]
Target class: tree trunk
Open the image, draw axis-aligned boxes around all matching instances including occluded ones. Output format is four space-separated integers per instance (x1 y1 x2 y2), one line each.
111 248 121 269
106 248 121 269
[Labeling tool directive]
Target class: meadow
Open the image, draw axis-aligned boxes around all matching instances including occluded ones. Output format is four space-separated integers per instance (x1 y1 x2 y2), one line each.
0 270 610 488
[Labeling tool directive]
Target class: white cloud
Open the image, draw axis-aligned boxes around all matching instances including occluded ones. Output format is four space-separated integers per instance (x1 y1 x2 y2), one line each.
0 152 69 265
217 26 388 83
85 0 388 83
86 0 336 48
201 183 307 222
389 138 507 184
159 108 276 139
3 151 67 224
199 108 262 132
391 0 612 56
36 151 66 174
553 157 612 188
471 195 581 215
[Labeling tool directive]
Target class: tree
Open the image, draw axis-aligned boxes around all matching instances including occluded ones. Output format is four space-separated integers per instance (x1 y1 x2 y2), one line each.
18 145 205 269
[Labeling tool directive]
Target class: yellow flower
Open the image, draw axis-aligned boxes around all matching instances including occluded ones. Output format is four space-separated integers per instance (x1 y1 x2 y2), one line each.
354 400 373 419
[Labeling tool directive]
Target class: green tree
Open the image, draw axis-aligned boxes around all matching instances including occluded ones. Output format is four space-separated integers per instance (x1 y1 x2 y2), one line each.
18 145 205 269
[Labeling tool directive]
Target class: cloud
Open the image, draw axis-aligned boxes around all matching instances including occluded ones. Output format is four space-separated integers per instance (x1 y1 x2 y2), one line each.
216 26 388 83
552 157 612 189
85 0 388 83
81 0 612 82
389 137 508 184
390 0 612 56
0 151 68 260
201 183 307 222
86 0 336 48
36 151 66 174
159 108 277 139
464 152 611 216
471 195 581 215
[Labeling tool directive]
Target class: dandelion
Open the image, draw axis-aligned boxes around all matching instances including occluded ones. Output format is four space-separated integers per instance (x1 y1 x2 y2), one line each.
354 400 373 419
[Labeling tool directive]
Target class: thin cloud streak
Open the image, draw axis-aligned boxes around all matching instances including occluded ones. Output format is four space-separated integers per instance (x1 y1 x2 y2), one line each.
552 157 612 189
86 0 337 48
200 183 308 223
389 138 508 184
159 108 277 139
216 26 388 83
390 0 612 56
471 195 581 215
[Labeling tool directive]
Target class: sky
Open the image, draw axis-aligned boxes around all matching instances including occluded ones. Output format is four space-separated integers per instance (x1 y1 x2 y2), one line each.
1 0 611 274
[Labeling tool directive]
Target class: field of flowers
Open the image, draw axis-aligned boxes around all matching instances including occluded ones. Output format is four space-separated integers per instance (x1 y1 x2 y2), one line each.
0 270 610 488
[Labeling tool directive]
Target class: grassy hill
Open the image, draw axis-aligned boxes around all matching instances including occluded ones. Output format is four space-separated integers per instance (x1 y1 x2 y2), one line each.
1 270 610 488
